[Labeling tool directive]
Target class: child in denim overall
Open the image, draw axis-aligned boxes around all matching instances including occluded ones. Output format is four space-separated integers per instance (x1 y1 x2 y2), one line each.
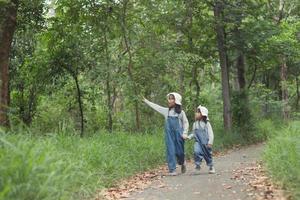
188 105 215 174
143 92 189 176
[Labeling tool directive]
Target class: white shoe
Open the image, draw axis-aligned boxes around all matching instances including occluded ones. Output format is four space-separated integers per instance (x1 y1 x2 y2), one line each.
168 171 177 176
209 166 215 174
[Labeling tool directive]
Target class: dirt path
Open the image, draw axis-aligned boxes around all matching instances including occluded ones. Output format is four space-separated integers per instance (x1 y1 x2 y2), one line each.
125 144 265 200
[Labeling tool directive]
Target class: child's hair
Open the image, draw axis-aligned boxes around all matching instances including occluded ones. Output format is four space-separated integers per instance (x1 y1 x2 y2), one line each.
174 104 182 114
168 94 181 114
170 104 182 114
202 116 208 124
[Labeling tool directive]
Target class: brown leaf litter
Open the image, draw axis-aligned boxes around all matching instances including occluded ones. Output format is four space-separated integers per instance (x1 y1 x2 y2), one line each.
95 166 168 200
231 161 290 200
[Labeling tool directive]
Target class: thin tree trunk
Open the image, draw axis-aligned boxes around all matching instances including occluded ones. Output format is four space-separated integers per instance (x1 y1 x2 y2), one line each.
18 82 37 126
235 50 250 132
248 63 257 89
262 74 269 116
233 16 246 92
275 1 289 120
224 29 230 80
104 23 113 132
214 1 232 131
73 74 84 137
179 67 185 95
296 76 299 111
277 0 285 24
19 82 25 123
0 0 19 127
234 33 248 127
185 0 200 110
105 79 113 132
236 53 246 91
26 87 37 125
120 0 140 131
191 66 200 110
280 55 289 120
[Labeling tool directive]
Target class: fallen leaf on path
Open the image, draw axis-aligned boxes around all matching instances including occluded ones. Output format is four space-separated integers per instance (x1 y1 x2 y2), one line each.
155 184 166 188
225 185 232 189
98 166 168 200
231 161 290 200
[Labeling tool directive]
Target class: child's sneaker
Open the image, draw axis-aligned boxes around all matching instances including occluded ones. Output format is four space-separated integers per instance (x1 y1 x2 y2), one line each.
168 171 177 176
209 166 215 174
181 164 186 174
192 165 201 175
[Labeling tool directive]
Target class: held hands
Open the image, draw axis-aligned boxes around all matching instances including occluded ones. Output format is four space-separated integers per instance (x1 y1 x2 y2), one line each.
187 134 194 140
182 134 194 140
182 134 188 140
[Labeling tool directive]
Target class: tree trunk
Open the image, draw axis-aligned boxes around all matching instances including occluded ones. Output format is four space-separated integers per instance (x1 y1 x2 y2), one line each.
191 66 200 110
104 23 113 132
275 1 289 120
296 76 299 111
280 55 289 120
17 81 37 126
19 81 25 123
233 18 246 91
234 26 248 128
185 0 200 110
73 74 84 137
247 62 257 89
120 0 140 131
105 79 113 132
0 0 19 127
179 67 185 95
26 87 37 125
262 74 270 116
236 53 246 91
213 1 232 131
277 0 285 24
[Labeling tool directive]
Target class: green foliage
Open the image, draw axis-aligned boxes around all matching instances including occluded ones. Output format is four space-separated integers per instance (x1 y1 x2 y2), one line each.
5 0 299 134
264 121 300 199
2 0 300 197
0 131 165 200
231 90 255 141
255 119 278 140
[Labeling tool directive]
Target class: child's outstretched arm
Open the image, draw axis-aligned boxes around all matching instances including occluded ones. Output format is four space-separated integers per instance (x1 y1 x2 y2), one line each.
143 98 168 117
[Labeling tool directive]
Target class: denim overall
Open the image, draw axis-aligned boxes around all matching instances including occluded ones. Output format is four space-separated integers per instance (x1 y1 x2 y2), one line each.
194 121 213 167
164 114 185 173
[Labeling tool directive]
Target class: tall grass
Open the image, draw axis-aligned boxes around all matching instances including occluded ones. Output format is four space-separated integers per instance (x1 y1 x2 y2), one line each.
0 132 165 200
263 121 300 199
0 118 289 200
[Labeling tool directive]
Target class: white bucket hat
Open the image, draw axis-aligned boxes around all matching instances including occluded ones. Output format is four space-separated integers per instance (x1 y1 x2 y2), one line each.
167 92 182 105
197 105 209 120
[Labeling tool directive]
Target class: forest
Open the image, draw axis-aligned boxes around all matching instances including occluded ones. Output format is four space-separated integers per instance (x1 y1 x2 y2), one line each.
0 0 299 199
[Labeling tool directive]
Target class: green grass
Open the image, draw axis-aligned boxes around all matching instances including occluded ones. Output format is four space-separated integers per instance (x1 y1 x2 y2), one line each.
0 118 288 200
0 132 165 200
263 121 300 199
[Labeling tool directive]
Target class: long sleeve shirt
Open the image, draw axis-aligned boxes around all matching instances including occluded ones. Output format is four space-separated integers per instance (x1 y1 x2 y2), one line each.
143 98 189 135
188 121 214 145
